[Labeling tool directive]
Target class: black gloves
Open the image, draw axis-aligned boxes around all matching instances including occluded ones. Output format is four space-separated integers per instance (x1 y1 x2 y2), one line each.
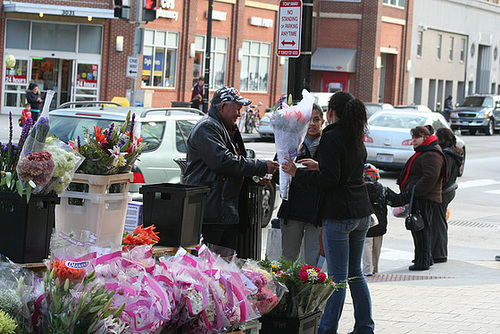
385 187 411 207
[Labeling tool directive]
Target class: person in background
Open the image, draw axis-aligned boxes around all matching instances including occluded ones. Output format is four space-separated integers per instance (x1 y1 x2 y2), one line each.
184 86 279 251
395 125 446 271
26 83 43 122
361 163 387 276
431 127 463 263
282 91 375 334
278 103 324 267
19 103 32 127
443 95 453 122
192 77 205 101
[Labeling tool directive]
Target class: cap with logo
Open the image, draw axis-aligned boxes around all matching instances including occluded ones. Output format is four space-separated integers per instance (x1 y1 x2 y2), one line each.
210 86 251 106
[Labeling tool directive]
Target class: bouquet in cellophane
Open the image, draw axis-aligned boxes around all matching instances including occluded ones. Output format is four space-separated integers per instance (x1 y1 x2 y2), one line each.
271 89 314 199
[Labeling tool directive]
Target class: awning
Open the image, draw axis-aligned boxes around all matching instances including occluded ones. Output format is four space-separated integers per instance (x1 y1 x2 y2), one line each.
3 2 115 19
311 48 357 73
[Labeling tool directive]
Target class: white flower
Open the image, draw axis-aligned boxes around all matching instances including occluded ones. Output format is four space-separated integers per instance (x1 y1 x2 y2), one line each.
108 145 126 167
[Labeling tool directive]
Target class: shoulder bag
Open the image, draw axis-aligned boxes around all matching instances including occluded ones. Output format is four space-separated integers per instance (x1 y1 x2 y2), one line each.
405 185 425 232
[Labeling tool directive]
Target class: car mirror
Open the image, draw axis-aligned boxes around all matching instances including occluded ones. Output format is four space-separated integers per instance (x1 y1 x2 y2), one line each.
246 148 256 159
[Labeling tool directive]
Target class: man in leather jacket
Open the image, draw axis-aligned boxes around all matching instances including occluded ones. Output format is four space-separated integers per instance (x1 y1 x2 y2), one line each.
184 86 279 250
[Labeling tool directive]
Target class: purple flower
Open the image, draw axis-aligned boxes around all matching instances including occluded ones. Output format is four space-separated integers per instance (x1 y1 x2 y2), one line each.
130 113 136 139
106 123 115 143
77 135 81 149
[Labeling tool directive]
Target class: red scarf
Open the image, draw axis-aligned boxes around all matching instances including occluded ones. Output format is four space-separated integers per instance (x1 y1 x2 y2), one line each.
397 135 443 188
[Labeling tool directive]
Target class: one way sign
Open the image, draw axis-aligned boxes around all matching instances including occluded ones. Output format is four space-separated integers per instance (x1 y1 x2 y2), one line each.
126 56 140 78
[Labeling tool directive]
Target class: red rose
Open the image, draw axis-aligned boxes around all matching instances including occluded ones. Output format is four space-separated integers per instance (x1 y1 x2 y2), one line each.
318 272 327 283
299 270 309 282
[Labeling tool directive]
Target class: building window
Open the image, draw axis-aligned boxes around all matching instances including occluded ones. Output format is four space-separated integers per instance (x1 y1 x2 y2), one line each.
383 0 405 8
460 38 466 62
32 22 77 52
437 34 442 60
449 37 454 61
193 35 228 89
240 40 271 92
142 30 179 88
417 31 423 57
4 59 28 108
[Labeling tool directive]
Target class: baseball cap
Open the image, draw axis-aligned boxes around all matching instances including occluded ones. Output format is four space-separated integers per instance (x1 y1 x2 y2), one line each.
210 86 251 106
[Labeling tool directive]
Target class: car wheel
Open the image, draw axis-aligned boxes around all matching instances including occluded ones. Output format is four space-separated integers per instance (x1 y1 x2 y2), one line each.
261 183 275 228
469 129 477 135
458 148 465 177
485 119 494 136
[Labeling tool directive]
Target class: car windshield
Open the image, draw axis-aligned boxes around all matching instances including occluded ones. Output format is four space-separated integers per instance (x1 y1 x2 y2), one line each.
49 115 122 143
460 96 493 108
368 113 427 129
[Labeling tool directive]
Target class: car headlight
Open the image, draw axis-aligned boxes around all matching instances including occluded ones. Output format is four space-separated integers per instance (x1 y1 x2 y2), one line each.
450 112 458 118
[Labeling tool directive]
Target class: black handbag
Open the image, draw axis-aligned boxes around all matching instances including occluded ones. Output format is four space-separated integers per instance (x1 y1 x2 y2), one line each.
405 186 425 232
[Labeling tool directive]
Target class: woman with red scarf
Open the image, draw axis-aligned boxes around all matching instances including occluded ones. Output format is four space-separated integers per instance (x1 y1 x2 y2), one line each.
396 125 446 271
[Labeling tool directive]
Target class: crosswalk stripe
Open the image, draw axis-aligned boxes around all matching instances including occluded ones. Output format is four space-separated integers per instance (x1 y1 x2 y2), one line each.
457 179 500 189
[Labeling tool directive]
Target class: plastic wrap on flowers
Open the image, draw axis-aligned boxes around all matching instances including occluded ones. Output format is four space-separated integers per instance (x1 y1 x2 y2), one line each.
239 259 284 316
48 230 98 284
271 90 314 199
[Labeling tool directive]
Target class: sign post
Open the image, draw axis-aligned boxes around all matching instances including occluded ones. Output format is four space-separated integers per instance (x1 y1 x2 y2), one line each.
277 0 302 58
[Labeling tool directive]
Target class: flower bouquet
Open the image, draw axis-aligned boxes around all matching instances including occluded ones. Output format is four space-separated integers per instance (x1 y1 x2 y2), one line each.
72 111 145 175
259 257 339 318
271 89 315 199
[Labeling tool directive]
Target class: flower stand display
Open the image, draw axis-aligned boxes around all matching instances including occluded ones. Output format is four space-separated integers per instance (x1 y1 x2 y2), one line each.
69 172 133 194
0 192 60 263
139 183 210 247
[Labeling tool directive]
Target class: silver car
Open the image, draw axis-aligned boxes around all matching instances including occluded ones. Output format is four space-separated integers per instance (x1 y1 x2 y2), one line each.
364 110 465 175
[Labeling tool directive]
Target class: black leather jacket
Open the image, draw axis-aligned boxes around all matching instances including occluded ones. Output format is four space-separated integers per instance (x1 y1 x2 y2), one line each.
184 107 268 224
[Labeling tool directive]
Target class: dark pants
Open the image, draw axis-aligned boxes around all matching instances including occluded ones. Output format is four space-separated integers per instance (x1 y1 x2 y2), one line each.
411 199 437 268
31 110 40 122
201 223 239 251
431 190 455 260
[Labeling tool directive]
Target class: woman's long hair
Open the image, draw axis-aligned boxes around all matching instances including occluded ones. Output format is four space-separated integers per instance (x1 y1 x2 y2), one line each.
328 91 367 149
435 127 456 149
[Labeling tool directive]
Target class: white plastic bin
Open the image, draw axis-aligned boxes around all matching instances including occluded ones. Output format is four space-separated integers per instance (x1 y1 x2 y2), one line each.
55 191 131 247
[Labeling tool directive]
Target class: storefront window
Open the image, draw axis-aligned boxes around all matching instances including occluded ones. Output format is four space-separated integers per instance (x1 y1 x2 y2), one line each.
193 35 227 89
79 25 102 54
6 20 29 50
141 30 178 88
4 59 28 108
32 23 77 52
240 40 270 92
75 64 98 102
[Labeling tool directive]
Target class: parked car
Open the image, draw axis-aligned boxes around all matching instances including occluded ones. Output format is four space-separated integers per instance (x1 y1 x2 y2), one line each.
364 110 466 176
365 102 394 118
394 105 433 113
257 111 274 139
449 94 500 135
49 101 276 227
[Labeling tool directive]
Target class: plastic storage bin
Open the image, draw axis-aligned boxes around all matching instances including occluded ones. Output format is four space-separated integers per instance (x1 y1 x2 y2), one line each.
55 191 131 247
0 193 60 263
259 311 322 334
140 183 210 247
69 173 133 194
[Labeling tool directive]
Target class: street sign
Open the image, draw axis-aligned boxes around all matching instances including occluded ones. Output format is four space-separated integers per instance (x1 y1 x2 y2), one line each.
277 0 302 57
126 56 140 78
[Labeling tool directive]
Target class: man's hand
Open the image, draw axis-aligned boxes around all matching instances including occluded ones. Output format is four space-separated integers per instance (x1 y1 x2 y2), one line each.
281 157 297 177
266 160 280 174
297 158 319 171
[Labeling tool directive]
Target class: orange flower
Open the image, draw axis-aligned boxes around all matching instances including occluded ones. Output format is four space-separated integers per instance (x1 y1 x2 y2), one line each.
50 258 86 282
94 126 107 143
122 224 160 251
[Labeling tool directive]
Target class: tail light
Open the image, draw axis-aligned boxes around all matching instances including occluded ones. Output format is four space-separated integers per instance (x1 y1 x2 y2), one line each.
363 135 373 143
131 165 145 183
401 139 412 145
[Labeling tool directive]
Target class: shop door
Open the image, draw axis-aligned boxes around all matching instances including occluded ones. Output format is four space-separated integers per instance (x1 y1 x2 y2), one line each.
31 58 73 109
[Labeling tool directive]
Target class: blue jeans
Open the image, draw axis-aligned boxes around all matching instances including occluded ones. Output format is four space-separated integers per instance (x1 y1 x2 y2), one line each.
318 216 375 334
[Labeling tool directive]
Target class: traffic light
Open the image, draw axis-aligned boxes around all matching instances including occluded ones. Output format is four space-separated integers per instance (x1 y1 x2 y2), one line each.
114 0 131 20
143 0 157 22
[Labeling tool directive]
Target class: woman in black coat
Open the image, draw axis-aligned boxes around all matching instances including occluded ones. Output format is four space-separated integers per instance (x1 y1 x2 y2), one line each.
282 91 374 334
25 83 43 122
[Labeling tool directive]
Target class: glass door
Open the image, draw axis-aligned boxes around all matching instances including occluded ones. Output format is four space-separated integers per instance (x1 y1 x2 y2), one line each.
31 58 74 109
73 63 99 102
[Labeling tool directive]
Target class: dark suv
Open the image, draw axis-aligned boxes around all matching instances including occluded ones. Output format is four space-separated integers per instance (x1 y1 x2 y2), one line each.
450 95 500 135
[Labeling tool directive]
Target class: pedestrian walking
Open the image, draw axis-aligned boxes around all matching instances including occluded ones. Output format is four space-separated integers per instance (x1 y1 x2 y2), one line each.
184 86 279 252
278 103 324 267
396 125 446 270
282 91 375 334
431 127 463 263
442 95 453 121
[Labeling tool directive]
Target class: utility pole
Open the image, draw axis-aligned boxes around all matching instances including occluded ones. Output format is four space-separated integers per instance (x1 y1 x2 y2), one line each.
203 0 213 113
287 0 313 101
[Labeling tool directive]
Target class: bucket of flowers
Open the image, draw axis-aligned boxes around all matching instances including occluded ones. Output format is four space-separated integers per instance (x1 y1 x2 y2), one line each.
259 257 341 318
